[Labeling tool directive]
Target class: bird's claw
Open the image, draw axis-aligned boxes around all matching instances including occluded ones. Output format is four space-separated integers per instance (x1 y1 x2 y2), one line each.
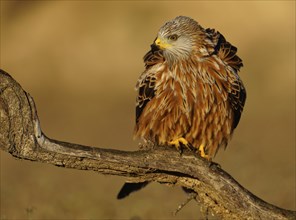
169 137 194 154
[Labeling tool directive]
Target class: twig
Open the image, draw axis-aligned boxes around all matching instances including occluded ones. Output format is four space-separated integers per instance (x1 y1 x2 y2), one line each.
173 191 197 216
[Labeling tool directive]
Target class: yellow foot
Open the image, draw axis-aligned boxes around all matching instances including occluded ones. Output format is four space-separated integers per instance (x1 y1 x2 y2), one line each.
169 138 193 152
198 144 210 160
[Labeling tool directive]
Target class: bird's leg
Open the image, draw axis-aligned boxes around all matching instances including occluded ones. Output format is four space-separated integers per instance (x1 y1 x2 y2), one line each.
198 144 210 160
168 137 194 154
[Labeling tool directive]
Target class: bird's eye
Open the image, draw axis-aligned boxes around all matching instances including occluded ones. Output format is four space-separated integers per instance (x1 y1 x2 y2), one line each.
168 34 178 41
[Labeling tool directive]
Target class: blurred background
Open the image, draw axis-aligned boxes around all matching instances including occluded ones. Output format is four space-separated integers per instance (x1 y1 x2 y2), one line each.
0 1 295 219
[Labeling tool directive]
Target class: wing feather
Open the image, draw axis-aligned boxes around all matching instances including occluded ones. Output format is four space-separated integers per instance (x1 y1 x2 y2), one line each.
206 28 246 129
228 79 246 129
136 43 164 123
136 75 156 123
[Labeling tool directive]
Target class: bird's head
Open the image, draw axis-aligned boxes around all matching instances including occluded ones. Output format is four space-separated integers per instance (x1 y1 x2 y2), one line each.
153 16 202 64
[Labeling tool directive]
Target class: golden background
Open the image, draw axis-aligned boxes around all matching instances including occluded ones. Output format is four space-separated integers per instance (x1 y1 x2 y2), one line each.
1 1 295 219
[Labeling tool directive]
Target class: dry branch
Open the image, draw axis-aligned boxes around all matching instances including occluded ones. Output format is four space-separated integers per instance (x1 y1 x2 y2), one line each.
0 69 295 220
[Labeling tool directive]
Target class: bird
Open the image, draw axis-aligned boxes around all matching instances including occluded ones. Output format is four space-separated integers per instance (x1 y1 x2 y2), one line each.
117 16 246 199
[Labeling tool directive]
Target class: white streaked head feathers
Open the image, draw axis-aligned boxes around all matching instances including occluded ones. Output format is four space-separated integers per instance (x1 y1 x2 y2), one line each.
155 16 202 64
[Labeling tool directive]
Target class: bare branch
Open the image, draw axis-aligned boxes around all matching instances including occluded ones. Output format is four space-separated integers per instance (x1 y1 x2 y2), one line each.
0 69 295 220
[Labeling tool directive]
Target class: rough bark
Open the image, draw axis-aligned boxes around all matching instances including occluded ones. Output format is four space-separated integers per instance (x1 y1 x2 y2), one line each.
0 69 295 220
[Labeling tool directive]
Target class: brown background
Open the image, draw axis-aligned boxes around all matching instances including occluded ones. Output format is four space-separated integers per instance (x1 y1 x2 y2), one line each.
1 1 295 219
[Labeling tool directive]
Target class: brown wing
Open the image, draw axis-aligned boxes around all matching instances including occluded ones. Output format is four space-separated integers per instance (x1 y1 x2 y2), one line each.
206 28 246 129
136 42 164 123
136 74 156 123
228 78 246 129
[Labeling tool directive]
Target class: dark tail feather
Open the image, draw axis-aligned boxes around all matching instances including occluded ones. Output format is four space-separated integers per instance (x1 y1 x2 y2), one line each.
181 186 196 194
117 182 149 199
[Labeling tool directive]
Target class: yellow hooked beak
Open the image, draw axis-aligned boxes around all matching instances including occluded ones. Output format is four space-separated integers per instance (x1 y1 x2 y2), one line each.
155 37 171 49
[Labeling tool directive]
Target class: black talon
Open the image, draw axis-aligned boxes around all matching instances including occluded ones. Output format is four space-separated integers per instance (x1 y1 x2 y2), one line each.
187 143 195 152
178 143 184 155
